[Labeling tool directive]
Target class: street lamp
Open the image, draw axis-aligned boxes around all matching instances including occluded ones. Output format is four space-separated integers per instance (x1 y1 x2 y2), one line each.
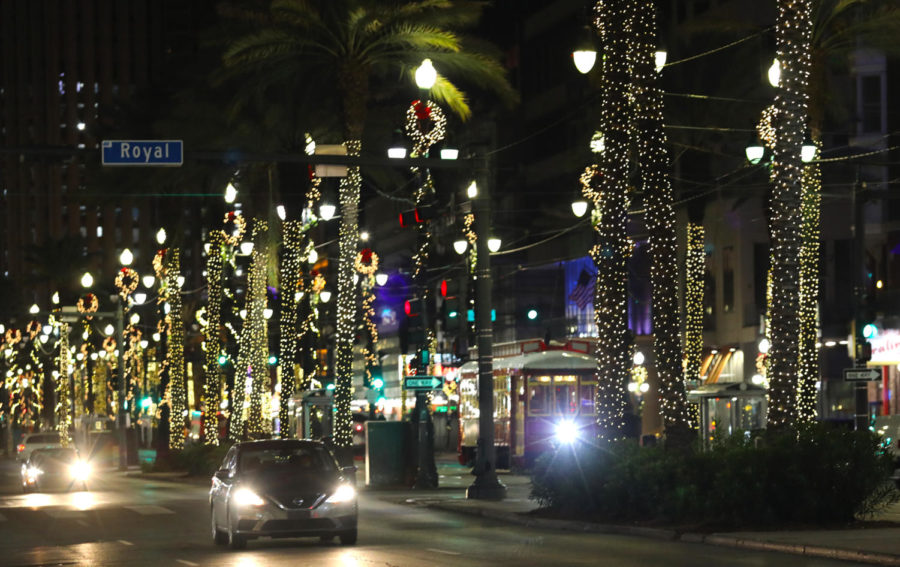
571 200 589 218
119 248 133 266
415 58 437 89
572 26 597 74
156 228 167 245
768 58 781 88
225 182 238 204
319 202 336 221
655 50 667 73
375 273 389 286
81 272 94 288
487 237 502 253
453 240 469 255
29 303 39 315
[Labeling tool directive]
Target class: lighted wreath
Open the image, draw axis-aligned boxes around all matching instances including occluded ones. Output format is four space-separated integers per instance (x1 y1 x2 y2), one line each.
26 321 41 339
153 249 167 278
354 248 379 276
128 327 143 347
77 293 99 315
222 211 246 246
405 99 446 154
4 328 22 346
115 267 139 298
102 336 116 353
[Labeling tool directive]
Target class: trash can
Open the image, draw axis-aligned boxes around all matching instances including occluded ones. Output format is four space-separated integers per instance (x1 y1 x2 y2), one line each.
365 420 415 487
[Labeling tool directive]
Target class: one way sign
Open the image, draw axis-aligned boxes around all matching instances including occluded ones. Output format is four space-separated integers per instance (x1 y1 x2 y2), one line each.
843 368 880 382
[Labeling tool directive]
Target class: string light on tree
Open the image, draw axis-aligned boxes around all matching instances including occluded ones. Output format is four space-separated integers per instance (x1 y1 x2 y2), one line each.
796 144 820 423
278 220 304 436
165 249 187 450
55 323 72 446
767 0 813 429
684 223 705 428
628 0 691 442
202 229 225 445
245 219 271 437
591 0 633 441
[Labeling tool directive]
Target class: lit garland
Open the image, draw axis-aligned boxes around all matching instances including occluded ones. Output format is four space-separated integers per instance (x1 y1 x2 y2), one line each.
245 219 271 437
684 223 705 428
56 323 72 446
796 145 821 423
463 213 477 272
334 140 362 448
356 249 380 386
166 249 187 450
222 211 247 246
405 100 446 156
767 0 812 429
202 229 225 445
295 170 323 393
77 294 98 316
629 0 691 441
591 0 633 441
278 220 304 437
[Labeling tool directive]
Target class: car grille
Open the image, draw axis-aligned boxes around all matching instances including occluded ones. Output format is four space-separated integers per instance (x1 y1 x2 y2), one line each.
262 518 334 532
272 493 324 510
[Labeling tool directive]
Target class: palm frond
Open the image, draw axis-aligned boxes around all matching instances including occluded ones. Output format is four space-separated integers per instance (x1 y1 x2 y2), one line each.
377 0 486 30
426 76 471 121
362 25 462 58
271 0 323 30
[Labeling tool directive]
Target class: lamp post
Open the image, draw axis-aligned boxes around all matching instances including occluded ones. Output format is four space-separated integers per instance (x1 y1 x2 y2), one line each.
466 164 506 501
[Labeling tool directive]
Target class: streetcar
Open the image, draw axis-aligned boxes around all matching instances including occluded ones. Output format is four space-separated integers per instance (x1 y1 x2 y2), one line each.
458 340 598 468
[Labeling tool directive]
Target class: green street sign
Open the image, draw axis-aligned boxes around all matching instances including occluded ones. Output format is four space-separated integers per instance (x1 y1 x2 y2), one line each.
404 376 442 390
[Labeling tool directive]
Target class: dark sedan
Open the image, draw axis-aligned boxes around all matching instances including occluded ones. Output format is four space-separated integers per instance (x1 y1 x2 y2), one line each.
21 447 90 493
209 439 358 550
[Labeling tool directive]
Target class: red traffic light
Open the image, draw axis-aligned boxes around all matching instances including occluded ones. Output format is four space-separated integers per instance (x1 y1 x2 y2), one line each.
404 298 423 317
441 279 448 298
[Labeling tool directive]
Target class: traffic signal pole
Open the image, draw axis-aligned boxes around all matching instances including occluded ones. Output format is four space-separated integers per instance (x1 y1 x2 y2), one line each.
466 162 506 501
853 179 869 431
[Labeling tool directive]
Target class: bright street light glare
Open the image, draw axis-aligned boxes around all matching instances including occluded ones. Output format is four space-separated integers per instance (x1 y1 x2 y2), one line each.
571 200 588 218
415 58 437 89
453 240 468 255
319 203 336 221
572 50 596 74
276 205 286 220
554 420 579 445
487 238 501 253
80 272 94 288
156 228 167 245
225 182 238 203
119 248 133 266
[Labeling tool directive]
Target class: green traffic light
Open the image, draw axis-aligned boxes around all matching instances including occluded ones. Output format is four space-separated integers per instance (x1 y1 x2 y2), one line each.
371 377 384 389
268 355 278 365
217 354 228 366
527 308 538 320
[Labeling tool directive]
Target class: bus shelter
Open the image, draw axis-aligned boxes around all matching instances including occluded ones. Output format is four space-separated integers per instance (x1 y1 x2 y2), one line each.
687 382 767 443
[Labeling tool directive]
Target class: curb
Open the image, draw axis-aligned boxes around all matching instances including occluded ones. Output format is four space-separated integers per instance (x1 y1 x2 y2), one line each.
422 500 900 566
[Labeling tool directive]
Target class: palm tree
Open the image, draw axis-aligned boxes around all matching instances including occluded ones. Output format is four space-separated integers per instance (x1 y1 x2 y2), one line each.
220 0 515 448
630 1 692 444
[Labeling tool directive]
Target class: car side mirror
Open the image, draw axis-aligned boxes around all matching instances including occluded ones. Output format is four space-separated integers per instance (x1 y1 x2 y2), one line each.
214 469 231 481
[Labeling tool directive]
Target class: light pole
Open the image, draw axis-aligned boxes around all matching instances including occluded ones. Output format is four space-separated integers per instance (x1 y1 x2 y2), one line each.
466 164 506 501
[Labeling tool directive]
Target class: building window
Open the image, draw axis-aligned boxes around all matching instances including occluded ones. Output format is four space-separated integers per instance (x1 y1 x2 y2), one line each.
860 74 884 133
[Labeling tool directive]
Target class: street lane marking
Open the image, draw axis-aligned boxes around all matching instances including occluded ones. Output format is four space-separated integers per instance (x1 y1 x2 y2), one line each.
124 505 176 515
427 548 461 556
175 560 198 566
118 540 134 546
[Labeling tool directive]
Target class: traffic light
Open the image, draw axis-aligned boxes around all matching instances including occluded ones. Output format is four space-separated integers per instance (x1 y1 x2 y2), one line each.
525 306 539 322
400 297 425 353
267 354 278 366
856 340 873 364
217 354 229 366
439 279 462 319
399 205 437 227
370 366 384 390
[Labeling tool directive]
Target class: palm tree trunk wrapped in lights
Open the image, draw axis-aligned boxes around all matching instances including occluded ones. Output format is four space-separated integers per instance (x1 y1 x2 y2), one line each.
684 223 705 428
246 219 272 438
56 322 72 446
796 150 821 423
629 0 692 443
767 0 813 429
166 249 187 450
591 0 634 441
202 229 225 445
278 220 304 437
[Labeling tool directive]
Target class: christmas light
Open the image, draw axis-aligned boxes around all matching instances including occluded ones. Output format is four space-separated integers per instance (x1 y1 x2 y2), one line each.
56 324 72 446
202 230 225 445
629 0 691 440
591 0 633 441
684 223 705 428
278 220 305 437
245 219 271 438
796 145 821 423
333 141 362 448
767 0 812 429
166 249 187 449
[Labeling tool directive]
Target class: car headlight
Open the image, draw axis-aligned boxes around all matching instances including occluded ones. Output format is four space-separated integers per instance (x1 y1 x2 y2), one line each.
554 420 579 445
326 484 356 504
70 461 91 482
26 467 42 480
233 488 266 507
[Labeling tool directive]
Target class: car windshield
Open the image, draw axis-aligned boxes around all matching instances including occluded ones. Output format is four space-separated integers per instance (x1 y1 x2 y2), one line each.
34 448 77 462
238 446 336 474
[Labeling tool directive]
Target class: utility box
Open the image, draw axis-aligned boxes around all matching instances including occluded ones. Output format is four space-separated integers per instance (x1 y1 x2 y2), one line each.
365 421 415 487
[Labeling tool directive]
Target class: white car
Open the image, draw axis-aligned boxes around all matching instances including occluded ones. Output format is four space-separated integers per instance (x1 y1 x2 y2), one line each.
17 432 63 462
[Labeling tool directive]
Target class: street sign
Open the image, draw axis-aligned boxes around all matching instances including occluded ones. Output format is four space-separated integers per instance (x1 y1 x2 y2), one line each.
102 140 183 166
404 376 442 390
843 368 880 382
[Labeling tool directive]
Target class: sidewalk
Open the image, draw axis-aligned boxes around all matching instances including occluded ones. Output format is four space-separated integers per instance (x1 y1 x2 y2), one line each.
363 456 900 566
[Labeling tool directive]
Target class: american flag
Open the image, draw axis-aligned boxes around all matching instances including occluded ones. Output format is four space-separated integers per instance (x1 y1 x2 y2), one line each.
568 269 595 310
